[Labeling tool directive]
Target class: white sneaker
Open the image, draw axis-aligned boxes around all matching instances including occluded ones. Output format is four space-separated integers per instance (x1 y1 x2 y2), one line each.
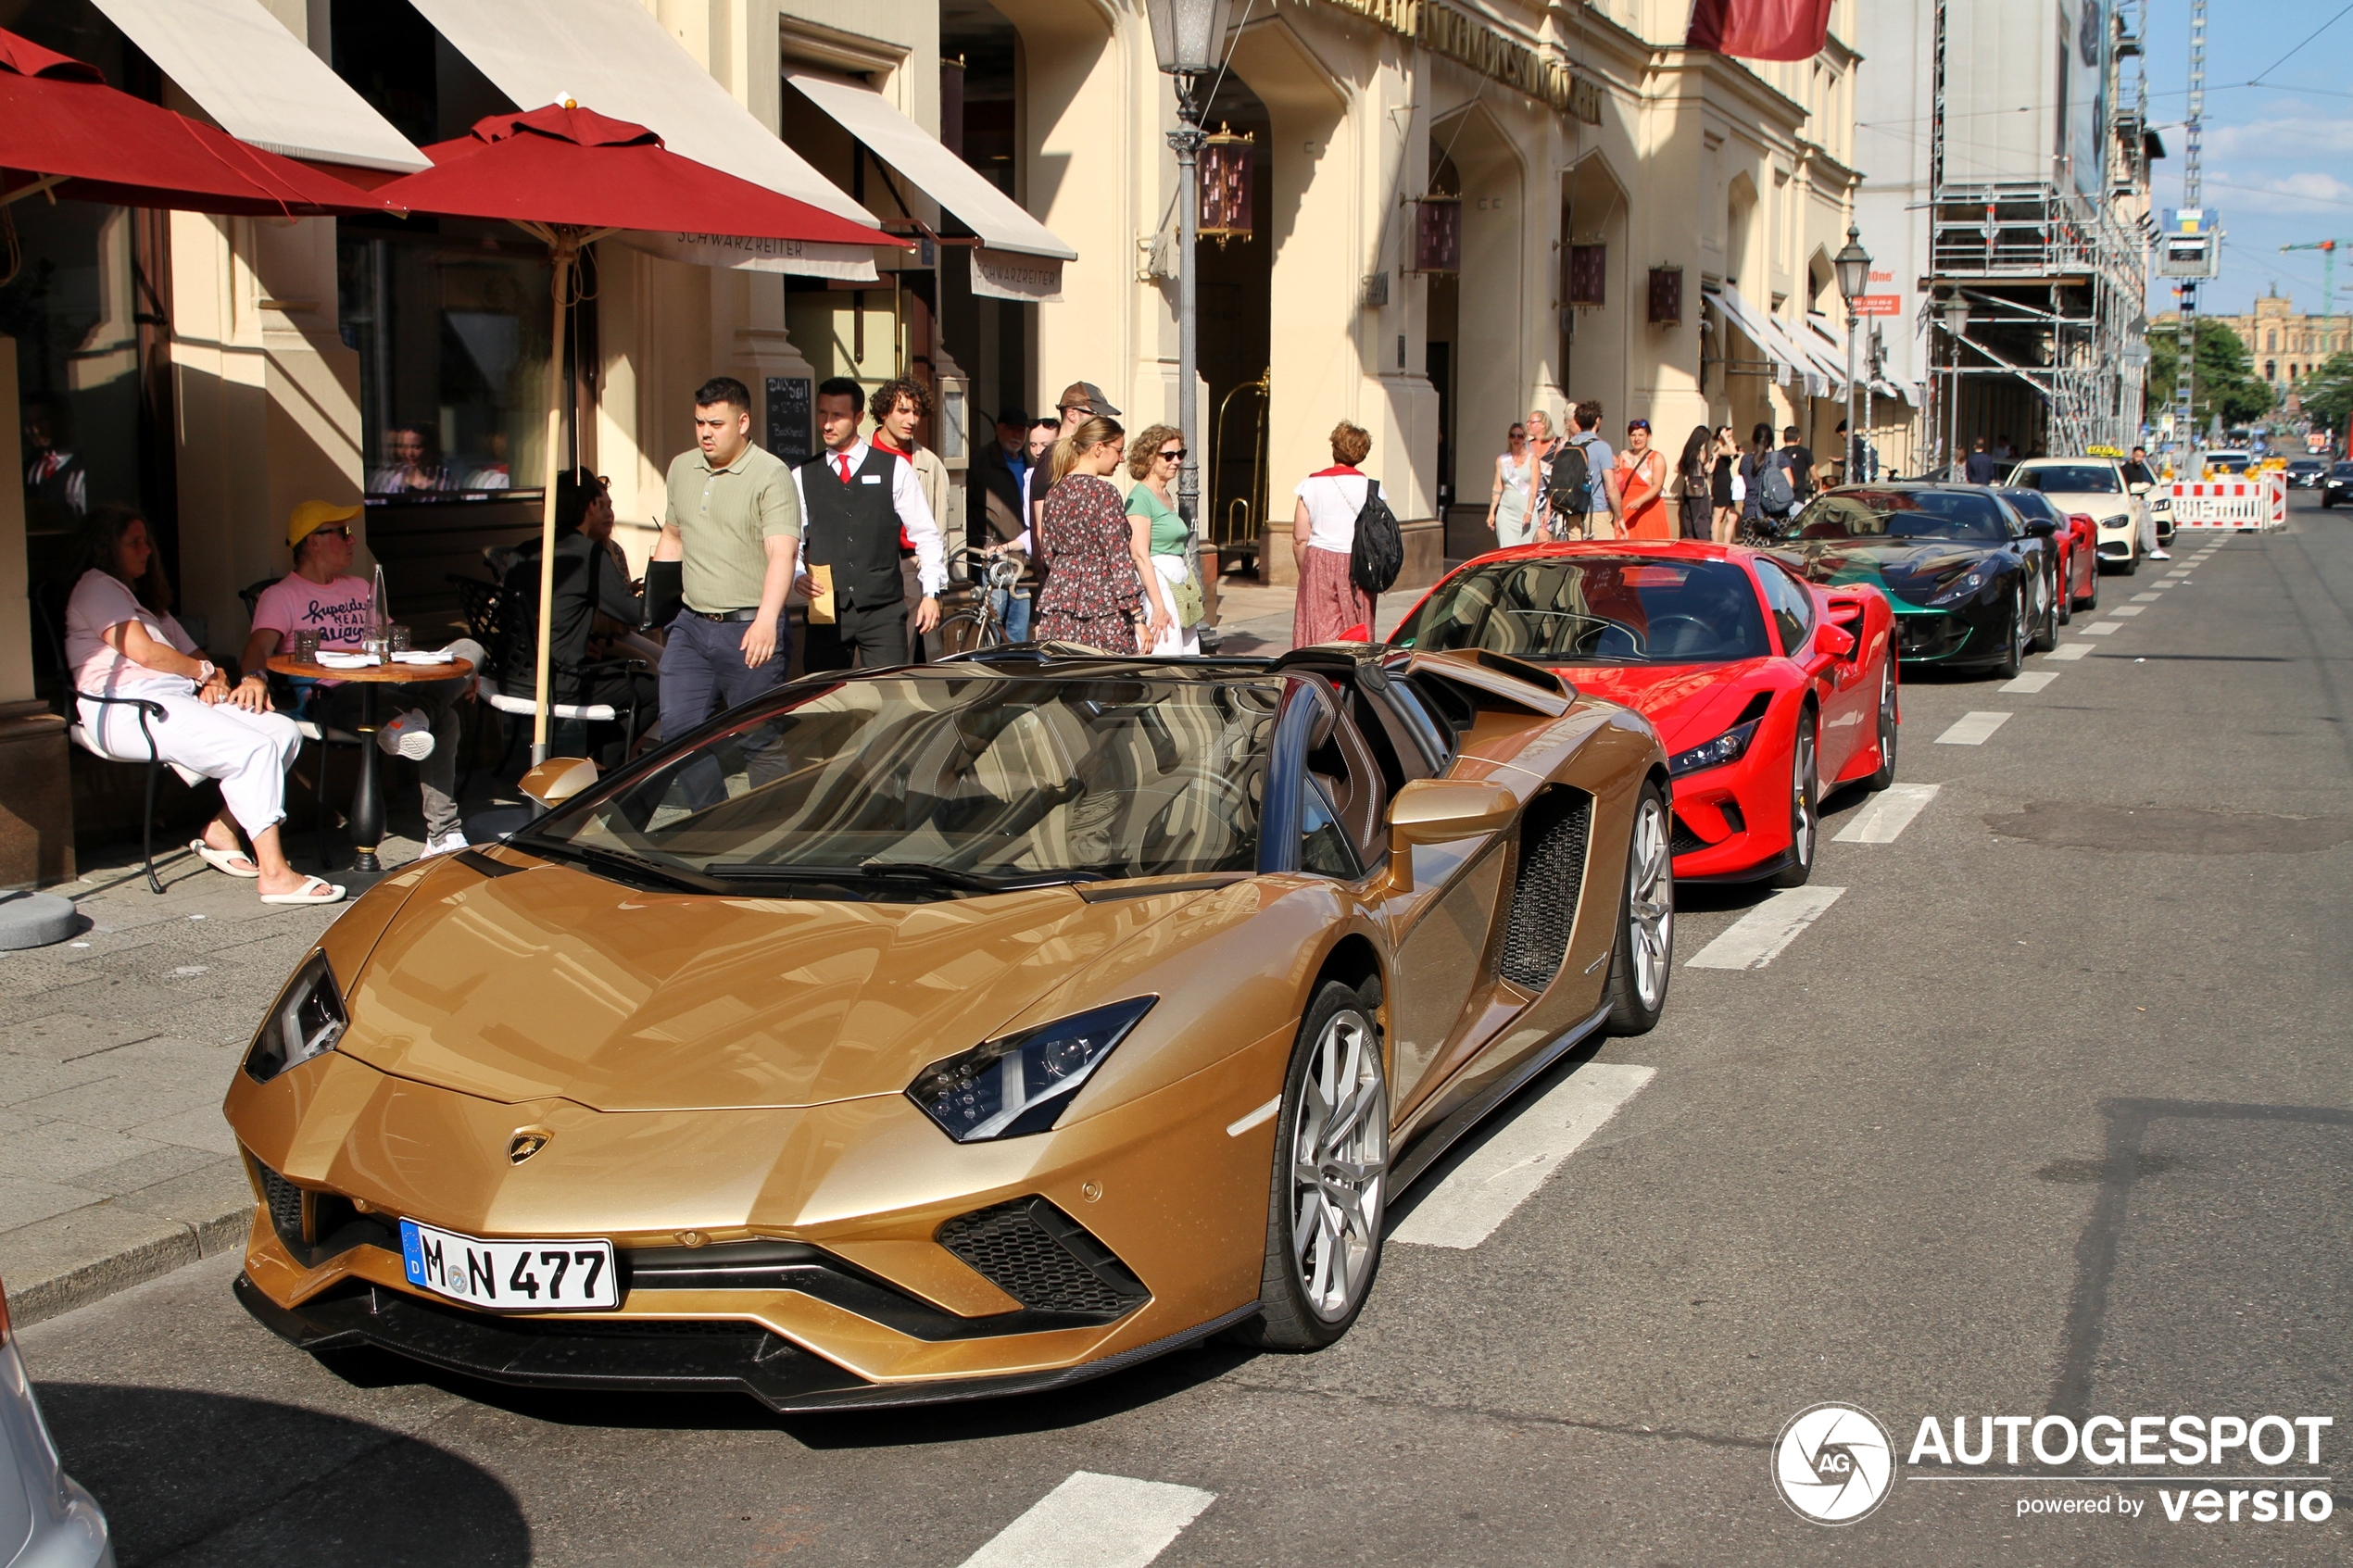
378 707 435 760
422 830 469 859
2147 548 2171 559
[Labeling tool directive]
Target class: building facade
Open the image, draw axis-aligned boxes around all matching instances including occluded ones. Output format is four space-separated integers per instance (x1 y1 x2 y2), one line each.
2208 292 2351 395
2 0 1867 885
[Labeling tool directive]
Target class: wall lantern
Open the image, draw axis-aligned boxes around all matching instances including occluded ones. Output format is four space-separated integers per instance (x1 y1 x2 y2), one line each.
1647 264 1682 325
1414 196 1462 275
1199 126 1254 244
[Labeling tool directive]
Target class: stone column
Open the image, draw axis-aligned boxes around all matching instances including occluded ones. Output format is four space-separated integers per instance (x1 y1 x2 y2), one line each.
0 338 73 887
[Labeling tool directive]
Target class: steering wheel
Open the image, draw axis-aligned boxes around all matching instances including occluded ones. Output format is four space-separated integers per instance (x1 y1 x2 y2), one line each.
1640 614 1712 656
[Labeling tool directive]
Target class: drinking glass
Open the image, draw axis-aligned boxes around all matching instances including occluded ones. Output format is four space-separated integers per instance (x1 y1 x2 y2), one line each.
387 623 412 654
293 631 321 663
361 633 389 664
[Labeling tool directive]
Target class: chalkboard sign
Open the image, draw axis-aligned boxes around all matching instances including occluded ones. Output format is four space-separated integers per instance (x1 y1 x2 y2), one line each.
765 377 813 464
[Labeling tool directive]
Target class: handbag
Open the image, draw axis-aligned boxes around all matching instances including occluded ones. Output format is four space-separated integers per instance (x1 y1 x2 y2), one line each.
1170 561 1205 628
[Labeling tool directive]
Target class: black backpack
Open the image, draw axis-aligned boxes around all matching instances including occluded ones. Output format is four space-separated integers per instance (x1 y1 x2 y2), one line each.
1546 438 1593 520
1349 479 1404 596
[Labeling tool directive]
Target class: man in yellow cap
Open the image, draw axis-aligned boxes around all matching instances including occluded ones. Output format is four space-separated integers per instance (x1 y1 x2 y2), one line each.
244 500 472 859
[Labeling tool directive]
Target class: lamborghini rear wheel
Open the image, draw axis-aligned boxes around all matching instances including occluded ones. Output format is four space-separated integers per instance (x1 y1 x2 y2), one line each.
1604 783 1674 1035
1233 980 1390 1350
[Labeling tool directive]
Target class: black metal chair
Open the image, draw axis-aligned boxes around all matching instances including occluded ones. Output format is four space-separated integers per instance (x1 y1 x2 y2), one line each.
479 582 648 770
31 585 194 896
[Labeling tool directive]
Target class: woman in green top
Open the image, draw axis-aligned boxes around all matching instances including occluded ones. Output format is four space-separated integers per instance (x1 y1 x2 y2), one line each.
1124 423 1198 655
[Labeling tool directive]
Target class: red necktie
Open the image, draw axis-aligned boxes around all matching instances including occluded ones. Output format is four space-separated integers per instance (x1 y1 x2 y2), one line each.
837 455 852 483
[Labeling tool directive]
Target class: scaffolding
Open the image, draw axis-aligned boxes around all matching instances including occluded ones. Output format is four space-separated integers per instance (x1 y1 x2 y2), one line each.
1922 0 2153 461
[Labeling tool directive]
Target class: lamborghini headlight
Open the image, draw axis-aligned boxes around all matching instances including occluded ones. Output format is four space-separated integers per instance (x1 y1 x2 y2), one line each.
243 949 347 1084
907 997 1157 1143
1667 718 1763 777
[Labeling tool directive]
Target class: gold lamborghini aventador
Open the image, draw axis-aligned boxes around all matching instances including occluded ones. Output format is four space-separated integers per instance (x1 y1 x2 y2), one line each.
226 644 1674 1411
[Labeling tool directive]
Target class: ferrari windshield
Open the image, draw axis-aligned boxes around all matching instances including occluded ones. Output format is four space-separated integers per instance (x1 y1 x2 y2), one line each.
2007 464 2120 494
1391 556 1770 663
1791 489 2010 543
518 675 1279 894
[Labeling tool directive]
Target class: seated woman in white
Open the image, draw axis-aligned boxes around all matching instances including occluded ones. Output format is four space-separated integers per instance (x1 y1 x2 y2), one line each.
66 508 343 905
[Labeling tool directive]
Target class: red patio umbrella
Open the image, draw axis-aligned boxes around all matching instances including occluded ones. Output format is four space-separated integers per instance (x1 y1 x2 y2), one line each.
0 28 398 218
371 104 901 759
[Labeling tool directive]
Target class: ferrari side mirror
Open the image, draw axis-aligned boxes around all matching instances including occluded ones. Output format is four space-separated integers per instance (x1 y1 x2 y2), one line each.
1814 621 1858 659
2021 518 2057 539
518 756 599 811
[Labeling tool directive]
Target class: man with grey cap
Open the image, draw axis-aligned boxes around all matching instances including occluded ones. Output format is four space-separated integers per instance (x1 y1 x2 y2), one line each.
1033 382 1122 535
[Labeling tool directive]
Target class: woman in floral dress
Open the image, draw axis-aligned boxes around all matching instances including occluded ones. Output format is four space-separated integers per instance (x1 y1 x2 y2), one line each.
1033 417 1142 652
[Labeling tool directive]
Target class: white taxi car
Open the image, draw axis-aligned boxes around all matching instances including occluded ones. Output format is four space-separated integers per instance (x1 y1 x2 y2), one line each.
2003 457 2145 574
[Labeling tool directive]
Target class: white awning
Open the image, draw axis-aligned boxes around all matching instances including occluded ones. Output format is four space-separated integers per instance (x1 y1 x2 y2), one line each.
1707 285 1808 388
785 70 1075 266
409 0 884 279
1804 317 1854 396
89 0 426 172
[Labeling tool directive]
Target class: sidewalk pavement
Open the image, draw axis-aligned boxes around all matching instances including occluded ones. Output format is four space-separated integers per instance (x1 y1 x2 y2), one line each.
0 583 1444 1326
0 834 406 1326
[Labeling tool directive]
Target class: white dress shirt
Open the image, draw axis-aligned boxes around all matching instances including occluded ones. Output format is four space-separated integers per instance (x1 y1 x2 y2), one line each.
792 439 948 596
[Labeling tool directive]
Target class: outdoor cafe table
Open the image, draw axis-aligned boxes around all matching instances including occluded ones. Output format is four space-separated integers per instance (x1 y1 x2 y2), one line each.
267 653 474 873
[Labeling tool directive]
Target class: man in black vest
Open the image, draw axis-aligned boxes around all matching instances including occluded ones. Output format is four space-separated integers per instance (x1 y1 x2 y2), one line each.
794 377 946 671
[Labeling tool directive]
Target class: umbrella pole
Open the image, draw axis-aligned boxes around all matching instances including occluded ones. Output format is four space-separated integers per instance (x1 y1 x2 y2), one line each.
531 235 573 763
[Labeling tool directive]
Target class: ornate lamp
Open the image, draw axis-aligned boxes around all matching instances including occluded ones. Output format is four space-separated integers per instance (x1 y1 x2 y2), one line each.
1834 223 1871 481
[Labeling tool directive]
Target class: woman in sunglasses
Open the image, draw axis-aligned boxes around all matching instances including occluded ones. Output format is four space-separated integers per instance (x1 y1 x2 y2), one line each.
1487 422 1537 547
1125 424 1199 655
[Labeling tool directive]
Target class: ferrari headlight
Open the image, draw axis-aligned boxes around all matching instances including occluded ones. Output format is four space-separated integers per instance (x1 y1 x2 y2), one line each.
1927 561 1995 606
907 997 1157 1143
1667 718 1762 777
243 949 347 1084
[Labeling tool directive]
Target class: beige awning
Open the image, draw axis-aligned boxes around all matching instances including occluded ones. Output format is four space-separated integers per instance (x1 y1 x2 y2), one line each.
408 0 883 279
88 0 427 172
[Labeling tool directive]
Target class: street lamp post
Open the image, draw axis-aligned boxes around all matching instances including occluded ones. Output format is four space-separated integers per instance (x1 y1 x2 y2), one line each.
1145 0 1235 577
1833 223 1871 484
1941 294 1970 478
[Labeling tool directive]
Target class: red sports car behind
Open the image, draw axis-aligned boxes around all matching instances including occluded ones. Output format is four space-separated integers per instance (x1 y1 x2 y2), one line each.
1389 540 1899 884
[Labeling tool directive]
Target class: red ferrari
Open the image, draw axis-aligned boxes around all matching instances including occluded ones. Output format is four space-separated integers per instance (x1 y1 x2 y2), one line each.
1389 541 1898 885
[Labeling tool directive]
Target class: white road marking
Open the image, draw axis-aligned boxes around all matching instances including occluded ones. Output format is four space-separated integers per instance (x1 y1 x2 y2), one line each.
2049 643 2093 660
958 1474 1216 1568
1226 1097 1280 1137
1934 711 2012 746
2132 592 2163 602
2166 571 2193 579
1999 671 2060 694
2083 622 2121 635
1833 782 1940 844
1390 1063 1655 1249
1685 885 1847 972
2109 605 2146 617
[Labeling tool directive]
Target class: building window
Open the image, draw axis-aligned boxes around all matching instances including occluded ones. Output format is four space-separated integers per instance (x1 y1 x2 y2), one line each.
2267 331 2277 351
2265 359 2277 382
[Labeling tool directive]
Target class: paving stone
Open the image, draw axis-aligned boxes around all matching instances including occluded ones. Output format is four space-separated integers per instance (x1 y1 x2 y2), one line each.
124 1103 239 1157
13 1072 229 1135
0 1055 117 1110
0 1173 103 1231
64 1141 223 1198
0 1120 172 1185
2 1012 162 1062
114 1156 257 1257
0 1201 206 1326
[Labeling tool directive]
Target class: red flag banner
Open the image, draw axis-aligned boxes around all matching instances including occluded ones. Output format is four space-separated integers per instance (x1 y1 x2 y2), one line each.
1685 0 1833 62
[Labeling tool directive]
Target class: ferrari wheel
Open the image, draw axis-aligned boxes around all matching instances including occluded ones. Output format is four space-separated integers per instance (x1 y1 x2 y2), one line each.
1235 980 1389 1350
1992 585 2025 679
1768 710 1819 889
2030 565 2058 651
1864 661 1898 792
2056 551 2073 624
2080 563 2099 612
1604 783 1674 1034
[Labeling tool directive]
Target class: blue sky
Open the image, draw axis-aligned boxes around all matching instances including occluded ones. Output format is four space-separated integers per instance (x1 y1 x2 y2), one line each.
2145 0 2353 317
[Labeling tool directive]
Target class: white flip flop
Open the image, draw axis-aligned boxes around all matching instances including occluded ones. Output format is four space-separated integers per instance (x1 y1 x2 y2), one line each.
260 875 346 907
188 839 260 879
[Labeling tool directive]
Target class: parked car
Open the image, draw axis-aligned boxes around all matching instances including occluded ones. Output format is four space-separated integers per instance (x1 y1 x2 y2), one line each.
1390 541 1896 888
1995 487 2099 618
1764 483 2059 679
2005 457 2145 573
0 1275 114 1568
227 646 1678 1410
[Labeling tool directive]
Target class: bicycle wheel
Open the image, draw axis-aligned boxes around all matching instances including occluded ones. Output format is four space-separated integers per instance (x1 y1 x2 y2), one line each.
936 609 1001 656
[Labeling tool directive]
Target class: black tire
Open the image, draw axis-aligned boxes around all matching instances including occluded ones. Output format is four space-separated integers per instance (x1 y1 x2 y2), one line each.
1864 659 1898 791
2121 546 2140 577
1767 710 1819 889
1230 979 1389 1351
2080 562 2099 612
2056 549 2073 624
1604 782 1674 1035
1991 584 2025 679
936 608 1001 657
2030 563 2059 652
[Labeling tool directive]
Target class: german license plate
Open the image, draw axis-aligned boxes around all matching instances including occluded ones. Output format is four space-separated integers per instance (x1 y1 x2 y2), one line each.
398 1219 617 1311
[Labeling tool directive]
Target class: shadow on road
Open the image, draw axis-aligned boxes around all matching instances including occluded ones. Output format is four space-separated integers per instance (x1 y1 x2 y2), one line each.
35 1383 531 1567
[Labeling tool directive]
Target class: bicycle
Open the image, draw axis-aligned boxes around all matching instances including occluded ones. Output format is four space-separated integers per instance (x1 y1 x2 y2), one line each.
935 547 1028 655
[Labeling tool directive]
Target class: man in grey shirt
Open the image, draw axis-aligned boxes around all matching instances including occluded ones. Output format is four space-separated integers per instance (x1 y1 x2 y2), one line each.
650 376 800 735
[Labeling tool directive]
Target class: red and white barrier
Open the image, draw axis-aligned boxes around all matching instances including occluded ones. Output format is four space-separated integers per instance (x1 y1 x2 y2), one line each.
2168 475 2286 532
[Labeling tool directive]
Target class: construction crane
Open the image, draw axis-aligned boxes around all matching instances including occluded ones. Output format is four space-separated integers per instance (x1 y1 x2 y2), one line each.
2281 240 2353 318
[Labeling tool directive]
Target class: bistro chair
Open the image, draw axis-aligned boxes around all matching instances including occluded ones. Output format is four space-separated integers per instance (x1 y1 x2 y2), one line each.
481 583 648 771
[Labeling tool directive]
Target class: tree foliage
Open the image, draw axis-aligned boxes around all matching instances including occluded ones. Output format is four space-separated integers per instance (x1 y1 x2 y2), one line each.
2145 319 2274 430
2297 351 2353 438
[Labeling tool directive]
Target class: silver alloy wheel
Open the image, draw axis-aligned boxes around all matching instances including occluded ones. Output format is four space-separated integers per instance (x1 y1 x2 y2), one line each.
1876 664 1896 768
1289 1008 1388 1323
1791 723 1817 869
1628 796 1674 1010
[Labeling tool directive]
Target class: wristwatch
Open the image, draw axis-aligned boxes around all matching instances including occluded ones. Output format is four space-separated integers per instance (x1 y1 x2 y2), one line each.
195 659 217 685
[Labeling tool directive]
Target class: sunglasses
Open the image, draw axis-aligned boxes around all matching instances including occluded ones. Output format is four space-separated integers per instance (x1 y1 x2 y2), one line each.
1627 420 1651 433
1158 447 1186 462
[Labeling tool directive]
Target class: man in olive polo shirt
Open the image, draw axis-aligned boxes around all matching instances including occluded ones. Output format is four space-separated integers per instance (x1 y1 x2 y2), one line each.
651 376 799 734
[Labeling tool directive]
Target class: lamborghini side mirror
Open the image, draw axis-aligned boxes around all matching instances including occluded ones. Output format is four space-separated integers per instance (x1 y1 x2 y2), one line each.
518 756 599 811
1383 779 1518 894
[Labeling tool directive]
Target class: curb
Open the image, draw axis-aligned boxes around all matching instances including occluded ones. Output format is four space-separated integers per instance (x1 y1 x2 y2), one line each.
0 1161 257 1328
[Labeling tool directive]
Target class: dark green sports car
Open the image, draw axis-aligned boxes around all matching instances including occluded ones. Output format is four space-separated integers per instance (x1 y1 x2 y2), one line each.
1757 484 2060 678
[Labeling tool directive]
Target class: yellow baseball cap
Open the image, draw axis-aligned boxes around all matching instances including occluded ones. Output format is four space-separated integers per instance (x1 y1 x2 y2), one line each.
288 498 362 549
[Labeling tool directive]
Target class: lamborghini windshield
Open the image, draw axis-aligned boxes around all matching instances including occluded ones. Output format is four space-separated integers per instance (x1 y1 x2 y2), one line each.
1790 488 2011 543
517 675 1280 896
1391 556 1770 663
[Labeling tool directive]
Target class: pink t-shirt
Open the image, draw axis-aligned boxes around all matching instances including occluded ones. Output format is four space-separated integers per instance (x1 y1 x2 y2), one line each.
66 570 197 696
251 572 374 652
